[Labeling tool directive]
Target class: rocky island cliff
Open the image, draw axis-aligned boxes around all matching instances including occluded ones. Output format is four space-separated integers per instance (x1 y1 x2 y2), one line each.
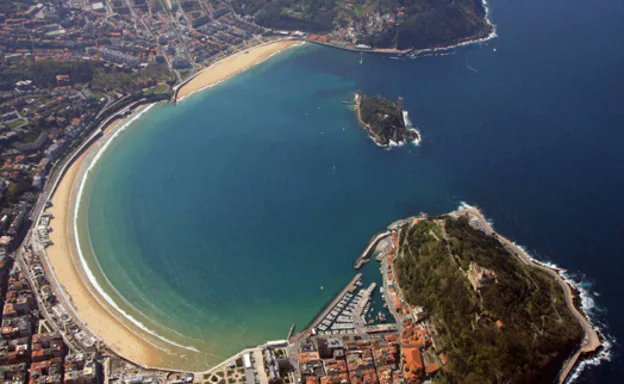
354 92 421 148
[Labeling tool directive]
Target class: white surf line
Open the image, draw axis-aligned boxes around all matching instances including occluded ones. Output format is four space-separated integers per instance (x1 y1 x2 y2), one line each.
73 104 201 353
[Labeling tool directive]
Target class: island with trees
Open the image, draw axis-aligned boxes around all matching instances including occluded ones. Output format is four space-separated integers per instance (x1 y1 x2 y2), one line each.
391 208 601 383
354 92 420 148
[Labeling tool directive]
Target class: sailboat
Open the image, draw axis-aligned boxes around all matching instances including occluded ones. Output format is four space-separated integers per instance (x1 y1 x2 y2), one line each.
359 52 363 65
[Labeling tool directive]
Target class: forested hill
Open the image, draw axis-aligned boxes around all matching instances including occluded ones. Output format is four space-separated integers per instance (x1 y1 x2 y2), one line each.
231 0 492 50
395 216 583 383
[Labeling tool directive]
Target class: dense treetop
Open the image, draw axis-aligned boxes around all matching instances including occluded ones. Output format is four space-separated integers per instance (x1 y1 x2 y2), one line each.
396 217 583 383
232 0 491 49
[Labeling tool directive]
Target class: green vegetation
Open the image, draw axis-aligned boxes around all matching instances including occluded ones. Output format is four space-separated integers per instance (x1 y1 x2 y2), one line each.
0 0 33 13
6 118 27 129
357 92 417 146
396 217 583 383
152 83 171 94
363 0 491 50
92 64 175 94
232 0 490 49
0 61 174 94
0 61 95 90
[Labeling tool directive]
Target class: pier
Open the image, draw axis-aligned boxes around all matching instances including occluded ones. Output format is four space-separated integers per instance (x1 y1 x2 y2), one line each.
287 324 296 340
354 231 390 270
309 273 362 330
353 283 377 329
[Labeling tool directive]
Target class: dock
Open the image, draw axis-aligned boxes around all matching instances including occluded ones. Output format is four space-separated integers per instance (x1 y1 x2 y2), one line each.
309 273 362 330
354 231 390 270
353 283 376 320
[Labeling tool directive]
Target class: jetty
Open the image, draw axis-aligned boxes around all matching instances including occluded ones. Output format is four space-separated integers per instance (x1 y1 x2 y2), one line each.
354 231 390 269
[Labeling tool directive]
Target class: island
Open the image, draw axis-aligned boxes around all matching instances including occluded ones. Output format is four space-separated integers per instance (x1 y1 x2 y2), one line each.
354 92 421 148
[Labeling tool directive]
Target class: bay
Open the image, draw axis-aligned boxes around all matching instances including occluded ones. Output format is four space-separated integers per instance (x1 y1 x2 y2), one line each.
81 0 624 379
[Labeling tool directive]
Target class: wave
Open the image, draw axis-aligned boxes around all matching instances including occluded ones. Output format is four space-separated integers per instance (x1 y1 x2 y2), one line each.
457 202 613 382
402 110 421 146
73 104 201 354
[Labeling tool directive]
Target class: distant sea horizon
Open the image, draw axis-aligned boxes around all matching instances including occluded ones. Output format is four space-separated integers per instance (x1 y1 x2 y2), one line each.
76 0 623 379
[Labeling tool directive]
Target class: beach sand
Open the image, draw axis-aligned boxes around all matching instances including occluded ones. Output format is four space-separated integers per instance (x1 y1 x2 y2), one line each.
41 41 302 371
45 119 158 367
176 40 300 100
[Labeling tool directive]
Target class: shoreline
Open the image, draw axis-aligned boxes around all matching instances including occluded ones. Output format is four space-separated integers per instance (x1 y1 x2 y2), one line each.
175 39 302 102
26 9 610 378
38 38 310 372
353 92 420 149
45 105 169 367
453 203 606 383
307 0 496 58
41 101 207 373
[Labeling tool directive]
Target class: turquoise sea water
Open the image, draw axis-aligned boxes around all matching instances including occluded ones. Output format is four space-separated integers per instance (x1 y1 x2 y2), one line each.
80 0 624 379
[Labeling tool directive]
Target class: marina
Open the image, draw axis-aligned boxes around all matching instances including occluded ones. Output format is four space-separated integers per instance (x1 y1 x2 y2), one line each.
311 273 393 336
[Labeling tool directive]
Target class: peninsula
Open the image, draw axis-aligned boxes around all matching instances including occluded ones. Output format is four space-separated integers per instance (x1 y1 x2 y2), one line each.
391 209 598 383
354 92 421 147
283 206 601 384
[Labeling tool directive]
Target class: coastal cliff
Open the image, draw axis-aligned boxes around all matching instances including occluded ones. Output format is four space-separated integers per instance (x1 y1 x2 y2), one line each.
394 213 587 383
354 92 420 148
234 0 493 51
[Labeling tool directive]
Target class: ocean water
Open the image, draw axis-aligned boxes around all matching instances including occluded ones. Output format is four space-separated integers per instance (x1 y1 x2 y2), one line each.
79 0 624 379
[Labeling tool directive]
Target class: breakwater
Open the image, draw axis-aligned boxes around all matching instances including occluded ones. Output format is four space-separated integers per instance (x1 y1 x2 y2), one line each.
354 231 390 270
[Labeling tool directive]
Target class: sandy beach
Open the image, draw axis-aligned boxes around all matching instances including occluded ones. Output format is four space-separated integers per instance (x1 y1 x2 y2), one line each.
39 40 304 371
176 40 300 101
45 117 159 366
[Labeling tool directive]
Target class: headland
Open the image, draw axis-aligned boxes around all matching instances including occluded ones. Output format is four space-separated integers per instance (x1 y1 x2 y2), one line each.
186 206 603 384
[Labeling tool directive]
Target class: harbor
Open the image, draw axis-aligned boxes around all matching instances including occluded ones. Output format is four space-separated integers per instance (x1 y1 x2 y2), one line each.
312 281 380 336
308 273 362 331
